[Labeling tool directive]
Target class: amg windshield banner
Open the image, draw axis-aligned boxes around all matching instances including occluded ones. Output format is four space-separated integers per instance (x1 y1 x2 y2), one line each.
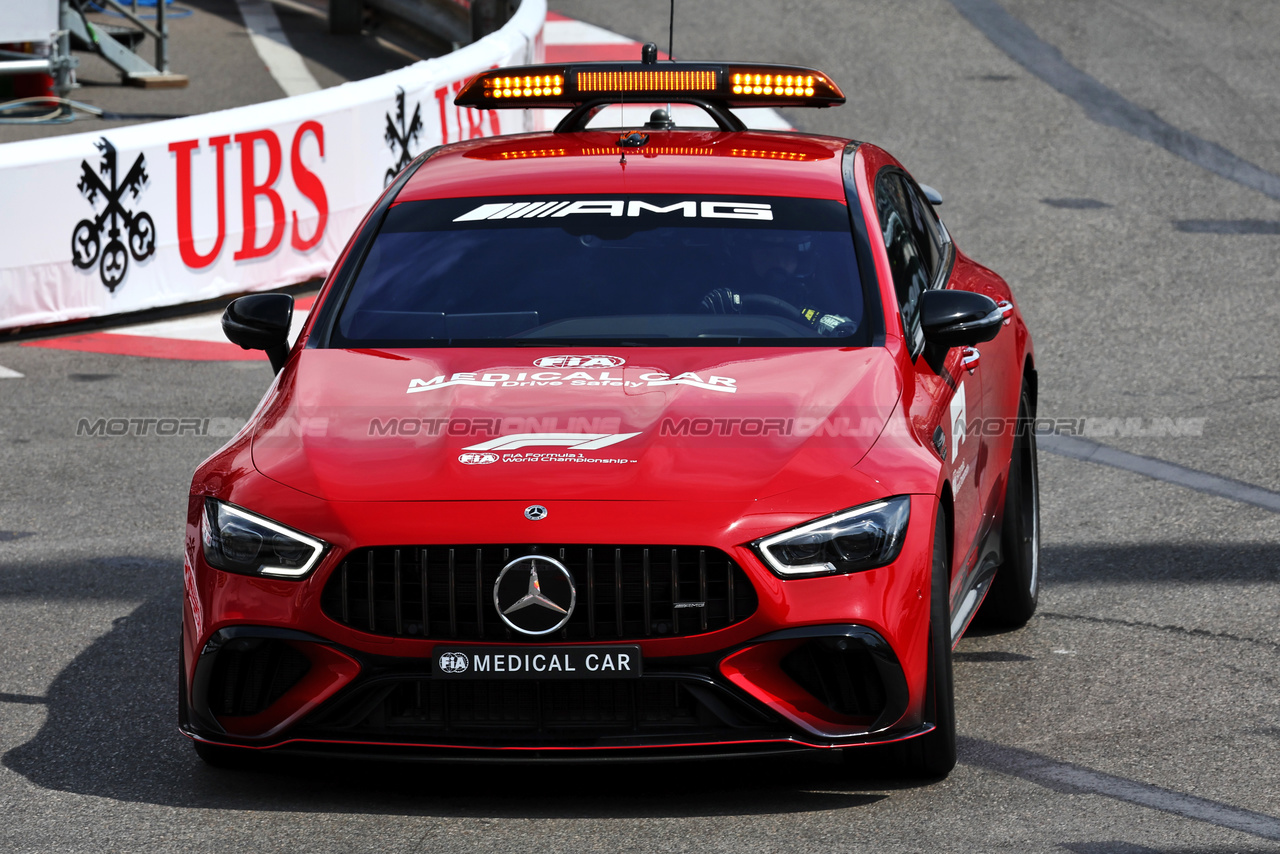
0 1 547 331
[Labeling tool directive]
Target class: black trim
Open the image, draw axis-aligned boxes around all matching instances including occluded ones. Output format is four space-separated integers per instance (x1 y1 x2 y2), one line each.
182 622 915 751
876 165 957 360
751 624 910 731
264 741 819 763
305 147 440 350
296 669 777 748
841 142 887 346
188 626 335 736
554 97 747 133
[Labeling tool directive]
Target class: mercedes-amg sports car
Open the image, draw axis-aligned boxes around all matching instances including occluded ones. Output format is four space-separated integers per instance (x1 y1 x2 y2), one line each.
181 50 1039 778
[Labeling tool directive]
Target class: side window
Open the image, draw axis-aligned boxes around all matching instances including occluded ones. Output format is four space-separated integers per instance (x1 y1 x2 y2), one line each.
875 171 929 354
901 178 946 283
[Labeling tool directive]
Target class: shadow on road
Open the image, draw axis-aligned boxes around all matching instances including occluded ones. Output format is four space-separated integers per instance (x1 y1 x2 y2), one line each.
8 541 1274 813
1 558 892 816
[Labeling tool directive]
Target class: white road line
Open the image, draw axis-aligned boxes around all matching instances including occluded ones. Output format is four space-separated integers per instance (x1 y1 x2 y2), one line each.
1039 432 1280 514
106 309 311 346
236 0 322 97
0 365 24 379
106 312 233 344
961 737 1280 842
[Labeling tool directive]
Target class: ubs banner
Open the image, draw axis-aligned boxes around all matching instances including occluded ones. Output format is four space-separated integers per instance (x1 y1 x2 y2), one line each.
0 0 545 331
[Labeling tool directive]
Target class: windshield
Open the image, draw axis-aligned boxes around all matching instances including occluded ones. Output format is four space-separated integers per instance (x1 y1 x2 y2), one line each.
330 194 870 347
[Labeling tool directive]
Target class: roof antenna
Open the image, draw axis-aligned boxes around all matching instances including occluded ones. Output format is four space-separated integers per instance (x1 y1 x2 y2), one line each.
667 0 676 123
619 84 627 167
668 0 675 61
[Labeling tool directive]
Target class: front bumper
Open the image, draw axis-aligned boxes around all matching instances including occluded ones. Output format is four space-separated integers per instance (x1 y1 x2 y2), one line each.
179 622 924 757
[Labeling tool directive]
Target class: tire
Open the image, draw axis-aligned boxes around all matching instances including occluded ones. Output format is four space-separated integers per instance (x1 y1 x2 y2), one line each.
192 739 254 769
846 504 956 779
979 385 1040 627
328 0 362 35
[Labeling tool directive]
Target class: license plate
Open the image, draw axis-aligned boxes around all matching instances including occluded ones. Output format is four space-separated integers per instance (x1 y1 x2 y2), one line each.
433 645 642 680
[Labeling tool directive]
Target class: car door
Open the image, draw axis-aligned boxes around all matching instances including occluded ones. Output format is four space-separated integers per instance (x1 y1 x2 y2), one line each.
874 168 985 622
903 174 1017 550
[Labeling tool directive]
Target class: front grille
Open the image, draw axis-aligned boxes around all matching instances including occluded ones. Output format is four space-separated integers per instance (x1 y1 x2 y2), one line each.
387 680 695 730
320 545 758 641
301 676 773 741
208 638 311 717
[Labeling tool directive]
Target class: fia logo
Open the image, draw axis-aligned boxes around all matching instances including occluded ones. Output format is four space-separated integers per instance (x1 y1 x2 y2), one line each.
71 138 155 292
532 355 626 369
384 87 423 186
438 652 470 674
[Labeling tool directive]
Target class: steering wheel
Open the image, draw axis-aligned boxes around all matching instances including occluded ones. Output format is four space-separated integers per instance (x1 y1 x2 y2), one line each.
739 293 806 323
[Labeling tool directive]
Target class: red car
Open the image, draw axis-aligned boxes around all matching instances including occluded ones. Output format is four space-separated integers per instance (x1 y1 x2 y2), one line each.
181 53 1039 779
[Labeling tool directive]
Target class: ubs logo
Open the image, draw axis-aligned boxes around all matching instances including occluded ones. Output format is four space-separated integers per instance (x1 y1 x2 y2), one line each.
532 355 625 369
71 138 155 293
383 87 423 187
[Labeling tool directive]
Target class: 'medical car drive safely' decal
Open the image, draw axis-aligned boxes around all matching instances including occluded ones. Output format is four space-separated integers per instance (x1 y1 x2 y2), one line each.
406 357 738 394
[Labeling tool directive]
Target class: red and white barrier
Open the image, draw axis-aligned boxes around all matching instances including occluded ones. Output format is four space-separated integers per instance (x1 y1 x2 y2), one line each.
0 0 547 331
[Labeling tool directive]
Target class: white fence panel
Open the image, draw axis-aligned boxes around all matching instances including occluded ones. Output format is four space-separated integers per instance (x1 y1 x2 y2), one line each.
0 0 546 330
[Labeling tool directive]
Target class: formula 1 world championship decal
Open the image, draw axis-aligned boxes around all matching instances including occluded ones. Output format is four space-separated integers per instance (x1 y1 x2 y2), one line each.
384 87 423 186
71 138 155 293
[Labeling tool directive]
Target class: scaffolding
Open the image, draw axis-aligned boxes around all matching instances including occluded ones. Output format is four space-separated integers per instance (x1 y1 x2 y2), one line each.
0 0 186 100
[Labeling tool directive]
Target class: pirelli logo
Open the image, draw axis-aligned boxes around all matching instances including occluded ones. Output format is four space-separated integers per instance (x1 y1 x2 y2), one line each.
453 200 774 222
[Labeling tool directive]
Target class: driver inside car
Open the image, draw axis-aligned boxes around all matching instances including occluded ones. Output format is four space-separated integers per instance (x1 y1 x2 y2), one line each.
700 231 858 337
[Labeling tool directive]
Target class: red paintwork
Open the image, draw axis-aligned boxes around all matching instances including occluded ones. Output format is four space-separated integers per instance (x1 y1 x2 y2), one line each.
249 346 900 503
394 131 850 203
720 640 877 736
183 121 1034 756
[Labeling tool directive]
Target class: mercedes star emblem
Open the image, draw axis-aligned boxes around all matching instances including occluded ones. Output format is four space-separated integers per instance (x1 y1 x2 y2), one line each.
524 504 548 521
493 555 576 635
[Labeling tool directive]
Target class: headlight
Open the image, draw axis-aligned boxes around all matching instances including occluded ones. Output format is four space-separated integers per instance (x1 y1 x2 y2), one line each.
751 496 911 577
201 499 327 579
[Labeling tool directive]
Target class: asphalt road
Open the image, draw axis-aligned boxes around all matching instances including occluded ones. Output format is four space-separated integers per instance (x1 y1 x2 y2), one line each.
2 1 1280 852
0 0 440 144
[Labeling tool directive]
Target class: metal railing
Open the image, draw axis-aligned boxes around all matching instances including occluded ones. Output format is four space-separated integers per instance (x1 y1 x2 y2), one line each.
61 0 186 88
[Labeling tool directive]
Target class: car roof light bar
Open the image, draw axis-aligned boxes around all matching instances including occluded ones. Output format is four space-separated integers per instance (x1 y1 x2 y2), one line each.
454 61 846 131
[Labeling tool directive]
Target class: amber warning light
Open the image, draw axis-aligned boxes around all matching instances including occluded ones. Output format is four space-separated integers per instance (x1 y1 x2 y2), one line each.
456 62 845 111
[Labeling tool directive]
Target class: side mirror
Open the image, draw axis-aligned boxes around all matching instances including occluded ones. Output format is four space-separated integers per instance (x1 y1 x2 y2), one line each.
920 289 1002 348
919 184 943 206
222 294 293 374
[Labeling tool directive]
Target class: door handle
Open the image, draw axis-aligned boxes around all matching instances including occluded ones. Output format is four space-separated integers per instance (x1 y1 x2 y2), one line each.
960 347 980 374
996 300 1013 325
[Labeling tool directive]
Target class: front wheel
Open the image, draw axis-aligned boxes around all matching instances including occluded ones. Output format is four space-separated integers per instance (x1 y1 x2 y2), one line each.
979 384 1040 627
846 503 956 779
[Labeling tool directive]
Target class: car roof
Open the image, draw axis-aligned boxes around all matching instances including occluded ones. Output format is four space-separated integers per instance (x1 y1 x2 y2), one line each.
395 129 852 204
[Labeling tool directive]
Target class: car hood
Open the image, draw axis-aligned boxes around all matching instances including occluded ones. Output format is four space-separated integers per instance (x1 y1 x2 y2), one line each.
250 347 901 503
